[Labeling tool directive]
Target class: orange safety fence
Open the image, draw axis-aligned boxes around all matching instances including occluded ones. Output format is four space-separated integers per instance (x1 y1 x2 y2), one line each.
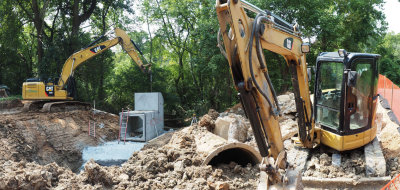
378 74 400 121
382 173 400 190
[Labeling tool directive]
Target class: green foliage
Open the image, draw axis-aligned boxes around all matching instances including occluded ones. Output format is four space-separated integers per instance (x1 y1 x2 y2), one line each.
376 33 400 85
0 0 397 125
0 95 22 101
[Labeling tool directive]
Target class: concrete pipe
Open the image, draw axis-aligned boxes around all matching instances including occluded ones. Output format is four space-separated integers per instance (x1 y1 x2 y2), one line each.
167 126 262 166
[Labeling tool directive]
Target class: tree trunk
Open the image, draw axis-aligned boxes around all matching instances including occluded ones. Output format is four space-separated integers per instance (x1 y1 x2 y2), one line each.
70 0 97 54
32 0 47 71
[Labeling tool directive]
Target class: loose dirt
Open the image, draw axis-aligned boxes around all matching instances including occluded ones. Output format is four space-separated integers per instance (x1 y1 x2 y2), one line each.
0 125 259 189
0 100 120 172
303 149 366 179
377 97 400 178
1 94 400 189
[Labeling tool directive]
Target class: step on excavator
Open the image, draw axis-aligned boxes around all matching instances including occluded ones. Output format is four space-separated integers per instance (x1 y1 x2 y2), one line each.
215 0 380 188
22 28 150 112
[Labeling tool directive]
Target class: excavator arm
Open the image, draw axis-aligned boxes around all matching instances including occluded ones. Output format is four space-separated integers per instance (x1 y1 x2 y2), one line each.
216 0 314 185
57 28 150 89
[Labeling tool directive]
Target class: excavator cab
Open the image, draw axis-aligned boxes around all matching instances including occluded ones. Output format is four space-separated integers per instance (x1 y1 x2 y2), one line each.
314 50 380 151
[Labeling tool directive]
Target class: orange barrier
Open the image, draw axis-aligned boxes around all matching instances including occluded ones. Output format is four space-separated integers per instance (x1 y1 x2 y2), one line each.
378 74 400 120
382 173 400 190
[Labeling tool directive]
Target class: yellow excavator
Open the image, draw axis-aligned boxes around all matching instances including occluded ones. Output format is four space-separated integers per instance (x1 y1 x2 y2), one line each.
22 28 150 112
216 0 380 187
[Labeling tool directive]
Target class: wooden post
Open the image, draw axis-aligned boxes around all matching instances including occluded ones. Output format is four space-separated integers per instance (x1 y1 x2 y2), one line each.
392 83 394 108
118 108 123 144
383 76 386 98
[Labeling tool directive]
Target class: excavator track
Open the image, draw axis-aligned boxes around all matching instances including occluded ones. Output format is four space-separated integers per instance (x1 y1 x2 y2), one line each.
23 100 91 112
41 101 91 112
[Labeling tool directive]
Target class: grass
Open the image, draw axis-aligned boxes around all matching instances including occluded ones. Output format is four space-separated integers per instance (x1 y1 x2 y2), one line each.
0 95 22 101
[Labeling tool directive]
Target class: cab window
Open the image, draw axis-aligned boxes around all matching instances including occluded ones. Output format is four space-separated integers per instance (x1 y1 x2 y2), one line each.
349 61 373 130
315 62 344 130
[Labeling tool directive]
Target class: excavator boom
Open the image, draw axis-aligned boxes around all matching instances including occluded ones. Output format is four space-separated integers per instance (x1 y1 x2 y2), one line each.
58 28 149 88
216 0 314 159
216 0 314 186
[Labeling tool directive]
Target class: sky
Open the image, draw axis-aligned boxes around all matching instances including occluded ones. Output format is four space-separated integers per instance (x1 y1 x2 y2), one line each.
384 0 400 34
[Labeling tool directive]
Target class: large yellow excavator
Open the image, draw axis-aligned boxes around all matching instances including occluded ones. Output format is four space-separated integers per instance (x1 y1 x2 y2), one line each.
216 0 380 187
22 28 150 111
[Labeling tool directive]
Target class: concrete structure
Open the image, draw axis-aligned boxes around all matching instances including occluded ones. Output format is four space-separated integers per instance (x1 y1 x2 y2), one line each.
365 138 386 177
119 92 164 142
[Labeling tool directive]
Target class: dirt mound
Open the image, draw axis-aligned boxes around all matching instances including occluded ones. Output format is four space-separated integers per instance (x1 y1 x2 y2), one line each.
303 149 366 179
2 93 400 189
0 99 23 110
0 125 259 189
377 96 400 178
0 109 119 172
0 160 77 189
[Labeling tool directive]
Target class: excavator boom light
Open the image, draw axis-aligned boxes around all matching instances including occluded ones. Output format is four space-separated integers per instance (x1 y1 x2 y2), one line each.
338 49 348 57
301 43 310 53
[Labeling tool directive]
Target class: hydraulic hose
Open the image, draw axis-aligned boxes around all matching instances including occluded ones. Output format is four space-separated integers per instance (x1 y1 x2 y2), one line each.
255 16 281 115
248 13 280 116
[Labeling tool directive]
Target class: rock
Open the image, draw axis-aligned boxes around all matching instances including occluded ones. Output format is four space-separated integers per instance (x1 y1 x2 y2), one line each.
277 93 296 114
320 153 330 166
118 173 129 181
332 153 341 167
278 94 291 103
279 118 298 140
214 115 249 142
217 182 229 190
208 109 220 120
364 138 386 177
199 114 215 131
174 161 184 172
233 165 241 173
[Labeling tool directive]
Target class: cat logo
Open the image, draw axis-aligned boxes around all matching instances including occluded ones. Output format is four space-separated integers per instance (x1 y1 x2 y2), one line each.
90 45 106 53
45 85 54 96
284 38 293 50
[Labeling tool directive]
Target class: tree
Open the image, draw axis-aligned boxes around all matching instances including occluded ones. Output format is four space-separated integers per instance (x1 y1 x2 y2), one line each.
376 32 400 84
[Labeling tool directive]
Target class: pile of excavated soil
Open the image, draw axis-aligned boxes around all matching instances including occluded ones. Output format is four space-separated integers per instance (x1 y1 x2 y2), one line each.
2 94 400 189
303 149 366 179
377 97 400 178
0 125 259 189
303 96 400 180
218 93 299 142
0 99 23 109
0 108 119 172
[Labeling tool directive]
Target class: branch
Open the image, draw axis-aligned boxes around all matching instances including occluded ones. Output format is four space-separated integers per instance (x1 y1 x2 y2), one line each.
79 0 97 24
16 0 34 21
155 0 179 51
48 7 60 41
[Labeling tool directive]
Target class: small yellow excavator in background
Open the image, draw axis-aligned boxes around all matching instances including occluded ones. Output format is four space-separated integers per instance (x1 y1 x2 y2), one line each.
216 0 380 188
22 28 150 112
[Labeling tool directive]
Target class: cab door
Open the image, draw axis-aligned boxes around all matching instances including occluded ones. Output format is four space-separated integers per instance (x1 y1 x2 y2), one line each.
314 61 345 133
343 58 376 149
